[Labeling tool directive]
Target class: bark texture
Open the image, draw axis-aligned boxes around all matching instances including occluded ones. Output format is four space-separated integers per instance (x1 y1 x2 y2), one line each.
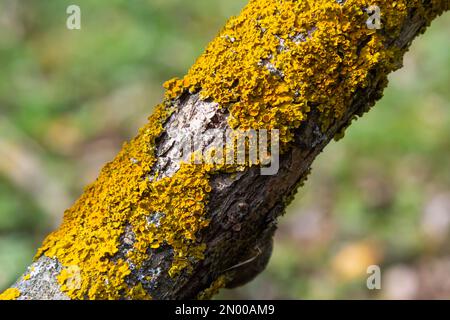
1 0 448 300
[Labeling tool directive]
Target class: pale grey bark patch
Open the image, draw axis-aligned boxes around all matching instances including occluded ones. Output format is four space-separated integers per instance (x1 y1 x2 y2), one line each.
14 256 69 300
151 94 225 180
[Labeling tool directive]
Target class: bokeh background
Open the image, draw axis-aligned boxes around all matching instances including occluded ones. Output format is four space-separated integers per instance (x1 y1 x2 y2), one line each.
0 0 449 299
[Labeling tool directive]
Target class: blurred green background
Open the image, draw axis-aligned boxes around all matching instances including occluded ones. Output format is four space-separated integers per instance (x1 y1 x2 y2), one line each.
0 0 449 299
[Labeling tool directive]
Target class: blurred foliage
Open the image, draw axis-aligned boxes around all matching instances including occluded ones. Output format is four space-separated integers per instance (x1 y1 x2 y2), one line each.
0 1 449 299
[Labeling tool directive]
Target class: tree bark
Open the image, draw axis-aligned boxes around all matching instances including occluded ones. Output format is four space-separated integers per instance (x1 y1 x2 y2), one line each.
1 0 448 300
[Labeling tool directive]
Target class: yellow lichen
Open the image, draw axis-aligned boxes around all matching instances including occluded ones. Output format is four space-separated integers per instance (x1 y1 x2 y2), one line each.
197 275 228 300
0 288 21 300
35 102 216 299
128 162 213 278
165 0 437 141
36 103 175 299
30 0 445 300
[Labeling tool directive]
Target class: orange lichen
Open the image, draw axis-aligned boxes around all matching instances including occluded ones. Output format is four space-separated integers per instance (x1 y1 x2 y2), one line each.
0 288 21 300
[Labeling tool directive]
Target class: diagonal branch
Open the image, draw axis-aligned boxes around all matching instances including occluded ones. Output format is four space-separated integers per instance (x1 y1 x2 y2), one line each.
1 0 448 300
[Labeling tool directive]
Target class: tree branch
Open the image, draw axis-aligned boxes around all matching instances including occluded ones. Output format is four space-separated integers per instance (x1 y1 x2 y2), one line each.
1 0 447 300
